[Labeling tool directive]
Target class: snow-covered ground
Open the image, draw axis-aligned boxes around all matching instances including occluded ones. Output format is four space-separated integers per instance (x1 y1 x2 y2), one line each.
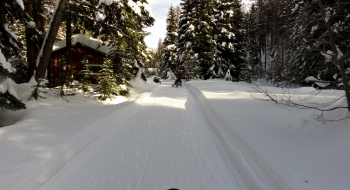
0 78 349 190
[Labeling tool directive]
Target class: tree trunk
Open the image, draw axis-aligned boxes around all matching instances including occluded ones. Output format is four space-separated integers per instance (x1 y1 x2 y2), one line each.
34 0 45 67
35 0 68 81
25 0 45 81
66 5 73 80
25 0 36 81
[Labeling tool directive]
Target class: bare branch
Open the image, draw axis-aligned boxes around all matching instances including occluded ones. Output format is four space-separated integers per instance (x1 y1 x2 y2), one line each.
251 83 349 122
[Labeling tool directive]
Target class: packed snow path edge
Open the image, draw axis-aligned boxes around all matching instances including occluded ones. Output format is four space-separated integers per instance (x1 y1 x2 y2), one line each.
187 83 291 190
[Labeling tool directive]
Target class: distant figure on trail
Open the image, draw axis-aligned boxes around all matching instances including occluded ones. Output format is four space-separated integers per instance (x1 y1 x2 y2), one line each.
175 70 183 80
172 70 183 87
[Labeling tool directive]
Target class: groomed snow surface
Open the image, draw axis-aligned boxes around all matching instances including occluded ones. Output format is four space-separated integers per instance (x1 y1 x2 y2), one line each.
0 78 349 190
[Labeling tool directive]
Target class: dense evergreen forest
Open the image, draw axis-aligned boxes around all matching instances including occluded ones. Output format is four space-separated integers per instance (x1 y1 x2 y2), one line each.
1 0 349 112
157 0 349 111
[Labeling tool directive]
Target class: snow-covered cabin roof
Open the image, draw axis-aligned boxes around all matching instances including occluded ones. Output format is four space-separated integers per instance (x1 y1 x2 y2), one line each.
52 34 109 54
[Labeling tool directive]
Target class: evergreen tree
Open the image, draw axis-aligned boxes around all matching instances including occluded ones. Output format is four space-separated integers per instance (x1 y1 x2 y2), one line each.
230 0 247 81
161 5 179 78
244 0 298 85
212 0 247 81
94 58 120 100
153 38 164 69
212 0 238 80
176 0 216 80
182 49 200 80
98 0 154 88
176 5 181 24
244 4 261 78
0 0 28 111
191 1 216 79
289 0 350 110
288 0 350 87
176 0 197 75
80 56 91 92
28 78 48 100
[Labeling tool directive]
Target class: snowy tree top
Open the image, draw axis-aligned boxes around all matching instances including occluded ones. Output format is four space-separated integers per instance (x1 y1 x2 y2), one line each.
98 0 120 5
166 44 176 50
53 34 109 54
98 0 152 17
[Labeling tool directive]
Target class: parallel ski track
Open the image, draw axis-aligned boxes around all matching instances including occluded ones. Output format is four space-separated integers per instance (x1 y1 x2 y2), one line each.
51 82 240 190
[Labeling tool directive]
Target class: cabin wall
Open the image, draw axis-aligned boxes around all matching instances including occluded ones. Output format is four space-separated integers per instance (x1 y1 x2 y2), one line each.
48 43 106 86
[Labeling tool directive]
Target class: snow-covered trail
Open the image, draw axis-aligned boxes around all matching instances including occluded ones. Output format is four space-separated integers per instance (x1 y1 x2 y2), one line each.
3 82 244 190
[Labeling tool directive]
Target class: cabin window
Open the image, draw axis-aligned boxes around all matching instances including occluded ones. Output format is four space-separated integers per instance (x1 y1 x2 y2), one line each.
87 64 102 74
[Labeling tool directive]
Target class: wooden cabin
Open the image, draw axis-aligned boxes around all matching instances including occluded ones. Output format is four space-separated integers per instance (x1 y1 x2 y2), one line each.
48 34 109 86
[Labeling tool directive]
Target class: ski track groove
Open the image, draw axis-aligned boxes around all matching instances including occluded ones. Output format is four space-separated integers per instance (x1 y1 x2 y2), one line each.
134 102 157 190
41 94 150 190
182 90 208 189
63 110 138 190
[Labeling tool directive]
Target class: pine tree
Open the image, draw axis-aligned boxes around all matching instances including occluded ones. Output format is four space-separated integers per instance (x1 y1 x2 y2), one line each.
80 56 91 92
183 49 200 80
212 0 237 79
244 0 295 84
287 1 329 84
244 4 262 78
94 58 119 100
98 0 154 87
231 0 247 82
191 1 216 79
154 38 164 69
161 5 179 78
176 0 197 75
289 0 350 110
28 78 48 100
0 0 28 111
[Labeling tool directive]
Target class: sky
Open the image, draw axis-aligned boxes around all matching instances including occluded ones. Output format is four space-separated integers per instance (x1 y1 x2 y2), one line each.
144 0 257 49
